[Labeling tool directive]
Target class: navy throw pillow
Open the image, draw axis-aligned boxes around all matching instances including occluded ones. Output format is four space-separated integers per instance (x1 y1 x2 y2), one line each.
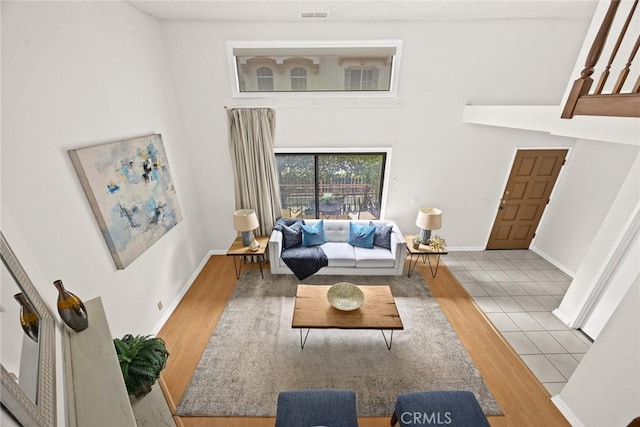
281 221 303 249
369 221 393 250
348 222 376 249
301 220 327 247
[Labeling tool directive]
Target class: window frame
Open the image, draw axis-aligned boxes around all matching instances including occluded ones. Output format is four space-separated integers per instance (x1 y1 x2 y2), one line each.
228 40 402 98
274 147 393 219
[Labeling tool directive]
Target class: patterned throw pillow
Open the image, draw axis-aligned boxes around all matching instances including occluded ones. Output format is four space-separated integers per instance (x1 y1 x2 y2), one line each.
348 222 376 249
301 220 327 247
369 221 393 250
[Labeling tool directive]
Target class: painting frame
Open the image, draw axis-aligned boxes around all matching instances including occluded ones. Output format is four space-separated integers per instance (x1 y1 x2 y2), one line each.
69 134 183 269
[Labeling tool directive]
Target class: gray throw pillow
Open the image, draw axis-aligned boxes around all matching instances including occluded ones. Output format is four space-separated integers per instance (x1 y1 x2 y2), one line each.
369 221 393 250
282 221 303 249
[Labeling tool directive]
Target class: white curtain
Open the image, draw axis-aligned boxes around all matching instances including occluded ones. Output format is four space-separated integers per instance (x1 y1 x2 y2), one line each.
227 108 282 238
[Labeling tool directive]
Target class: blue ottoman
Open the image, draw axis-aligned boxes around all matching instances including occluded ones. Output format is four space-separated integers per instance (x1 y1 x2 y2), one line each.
391 391 490 427
275 389 358 427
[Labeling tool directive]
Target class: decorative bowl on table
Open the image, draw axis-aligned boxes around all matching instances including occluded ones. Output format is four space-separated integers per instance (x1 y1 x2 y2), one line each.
327 282 365 311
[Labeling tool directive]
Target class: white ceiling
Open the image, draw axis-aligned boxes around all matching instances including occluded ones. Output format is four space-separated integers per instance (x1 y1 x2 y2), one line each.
126 0 597 22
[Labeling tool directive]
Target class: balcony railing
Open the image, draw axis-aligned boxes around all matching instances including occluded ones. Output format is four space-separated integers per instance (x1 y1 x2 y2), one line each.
562 0 640 118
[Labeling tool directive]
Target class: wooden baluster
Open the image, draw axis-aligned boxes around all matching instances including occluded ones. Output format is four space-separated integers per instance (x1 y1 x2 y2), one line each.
613 32 640 93
633 74 640 93
595 0 638 94
562 0 621 118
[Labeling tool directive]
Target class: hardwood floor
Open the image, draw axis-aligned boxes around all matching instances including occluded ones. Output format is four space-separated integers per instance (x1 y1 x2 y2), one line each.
157 255 569 427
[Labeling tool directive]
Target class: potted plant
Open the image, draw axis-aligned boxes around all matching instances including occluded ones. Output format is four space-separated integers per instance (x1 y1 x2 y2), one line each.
114 334 169 398
412 235 421 249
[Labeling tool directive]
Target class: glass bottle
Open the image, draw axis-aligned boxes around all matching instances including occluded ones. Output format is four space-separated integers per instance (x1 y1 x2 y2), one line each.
53 279 89 332
14 293 39 342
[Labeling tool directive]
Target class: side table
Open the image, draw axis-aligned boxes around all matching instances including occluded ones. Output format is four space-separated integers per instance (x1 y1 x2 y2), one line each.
403 235 448 278
226 235 270 279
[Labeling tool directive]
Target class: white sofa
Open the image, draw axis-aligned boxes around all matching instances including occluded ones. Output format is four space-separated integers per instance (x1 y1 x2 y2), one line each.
268 219 406 276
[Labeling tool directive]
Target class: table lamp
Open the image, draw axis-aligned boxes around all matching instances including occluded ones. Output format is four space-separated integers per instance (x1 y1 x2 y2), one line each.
415 207 442 244
233 209 259 247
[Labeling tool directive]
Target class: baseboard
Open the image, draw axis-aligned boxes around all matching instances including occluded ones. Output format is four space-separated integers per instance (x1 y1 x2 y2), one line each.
552 308 575 328
551 395 585 427
530 245 576 279
150 250 215 335
447 246 486 252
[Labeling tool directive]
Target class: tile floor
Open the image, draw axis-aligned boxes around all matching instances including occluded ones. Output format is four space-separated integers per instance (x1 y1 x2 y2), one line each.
444 249 592 395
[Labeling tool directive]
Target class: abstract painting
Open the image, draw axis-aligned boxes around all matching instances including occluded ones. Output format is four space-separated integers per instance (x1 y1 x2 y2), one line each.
69 134 183 269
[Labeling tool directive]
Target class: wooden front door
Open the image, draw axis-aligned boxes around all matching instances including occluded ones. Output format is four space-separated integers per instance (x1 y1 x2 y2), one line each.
486 149 568 250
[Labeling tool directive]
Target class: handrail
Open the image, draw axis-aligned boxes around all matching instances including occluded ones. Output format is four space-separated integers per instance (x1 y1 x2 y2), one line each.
562 0 640 118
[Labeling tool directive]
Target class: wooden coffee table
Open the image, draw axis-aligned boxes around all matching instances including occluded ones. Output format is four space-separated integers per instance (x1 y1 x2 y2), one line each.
292 284 403 350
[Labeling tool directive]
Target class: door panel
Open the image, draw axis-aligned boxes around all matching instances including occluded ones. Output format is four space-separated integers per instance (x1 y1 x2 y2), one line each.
486 149 568 250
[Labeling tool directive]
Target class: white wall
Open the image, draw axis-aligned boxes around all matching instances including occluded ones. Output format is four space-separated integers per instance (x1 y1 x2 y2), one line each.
553 274 640 427
1 1 208 338
533 139 639 275
161 17 591 250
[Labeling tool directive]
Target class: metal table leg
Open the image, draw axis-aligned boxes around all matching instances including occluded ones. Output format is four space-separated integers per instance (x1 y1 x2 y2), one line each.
426 254 442 278
299 328 311 349
381 330 395 350
406 253 421 278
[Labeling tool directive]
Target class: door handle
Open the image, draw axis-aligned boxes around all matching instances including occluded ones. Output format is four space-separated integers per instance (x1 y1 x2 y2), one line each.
499 199 506 210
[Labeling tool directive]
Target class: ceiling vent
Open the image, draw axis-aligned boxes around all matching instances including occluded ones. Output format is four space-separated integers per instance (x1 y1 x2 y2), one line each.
300 11 329 19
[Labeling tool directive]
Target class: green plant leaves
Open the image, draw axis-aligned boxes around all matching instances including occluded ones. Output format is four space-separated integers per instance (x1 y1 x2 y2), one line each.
113 334 169 397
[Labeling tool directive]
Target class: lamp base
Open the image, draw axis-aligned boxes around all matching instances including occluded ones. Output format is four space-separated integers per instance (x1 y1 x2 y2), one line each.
241 230 254 246
419 229 431 245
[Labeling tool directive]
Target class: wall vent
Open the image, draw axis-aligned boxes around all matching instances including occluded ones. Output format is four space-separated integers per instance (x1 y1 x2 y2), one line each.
300 11 329 19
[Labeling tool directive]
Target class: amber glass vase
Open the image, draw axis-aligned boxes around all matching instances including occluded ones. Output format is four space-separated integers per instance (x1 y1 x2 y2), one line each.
53 280 89 332
14 293 40 342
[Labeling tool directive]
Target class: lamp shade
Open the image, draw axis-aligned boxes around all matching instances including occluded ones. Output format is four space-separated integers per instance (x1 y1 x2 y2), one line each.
233 209 259 232
415 207 442 230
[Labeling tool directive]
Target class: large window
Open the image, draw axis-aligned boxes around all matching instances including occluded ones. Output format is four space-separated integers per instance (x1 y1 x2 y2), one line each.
276 153 386 219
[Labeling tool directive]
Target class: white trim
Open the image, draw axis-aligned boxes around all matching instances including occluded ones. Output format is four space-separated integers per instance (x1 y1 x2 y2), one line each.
530 245 576 279
552 307 574 327
446 246 486 252
150 251 215 335
227 40 403 98
551 395 585 427
572 201 640 328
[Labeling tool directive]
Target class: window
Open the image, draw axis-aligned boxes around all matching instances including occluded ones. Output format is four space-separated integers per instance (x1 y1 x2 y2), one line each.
276 152 387 219
290 67 307 91
229 40 402 96
256 67 274 91
345 68 379 90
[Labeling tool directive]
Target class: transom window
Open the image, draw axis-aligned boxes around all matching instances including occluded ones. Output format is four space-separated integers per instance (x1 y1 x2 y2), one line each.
275 152 387 220
229 40 402 96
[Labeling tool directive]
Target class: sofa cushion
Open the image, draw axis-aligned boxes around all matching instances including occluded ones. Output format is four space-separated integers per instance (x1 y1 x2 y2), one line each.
321 242 357 267
354 246 396 268
301 220 327 246
281 221 303 249
348 222 376 249
369 221 393 250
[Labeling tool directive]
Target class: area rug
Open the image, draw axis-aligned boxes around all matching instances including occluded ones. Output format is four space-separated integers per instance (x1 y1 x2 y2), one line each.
176 270 501 417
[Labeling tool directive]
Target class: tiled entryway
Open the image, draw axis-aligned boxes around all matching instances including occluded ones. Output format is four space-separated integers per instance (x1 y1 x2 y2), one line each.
446 250 592 395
